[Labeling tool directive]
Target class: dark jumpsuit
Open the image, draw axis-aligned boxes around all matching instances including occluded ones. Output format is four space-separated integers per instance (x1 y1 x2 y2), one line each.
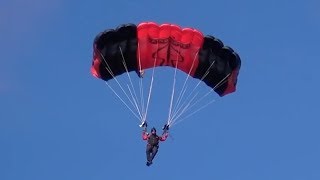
142 131 168 163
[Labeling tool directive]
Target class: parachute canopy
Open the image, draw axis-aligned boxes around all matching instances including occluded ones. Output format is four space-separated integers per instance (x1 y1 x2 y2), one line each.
91 22 241 96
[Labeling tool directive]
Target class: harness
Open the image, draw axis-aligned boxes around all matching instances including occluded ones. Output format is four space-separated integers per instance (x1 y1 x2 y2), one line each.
148 134 160 146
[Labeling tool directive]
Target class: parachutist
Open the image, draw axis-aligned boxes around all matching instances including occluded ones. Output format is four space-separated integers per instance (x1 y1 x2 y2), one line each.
91 22 241 166
142 127 169 166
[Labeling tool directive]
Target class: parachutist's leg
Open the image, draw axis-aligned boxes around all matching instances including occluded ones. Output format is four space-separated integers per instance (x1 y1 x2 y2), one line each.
150 146 159 162
146 144 152 162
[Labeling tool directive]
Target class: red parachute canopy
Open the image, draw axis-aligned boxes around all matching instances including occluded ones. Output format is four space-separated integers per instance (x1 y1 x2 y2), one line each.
91 22 241 96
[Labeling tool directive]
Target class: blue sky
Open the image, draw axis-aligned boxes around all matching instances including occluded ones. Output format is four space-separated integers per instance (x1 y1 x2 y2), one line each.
1 0 320 179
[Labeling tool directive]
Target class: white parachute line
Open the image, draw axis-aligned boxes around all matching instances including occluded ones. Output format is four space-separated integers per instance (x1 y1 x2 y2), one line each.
126 84 143 120
143 64 156 122
139 78 145 121
169 61 231 126
98 51 115 77
170 61 215 120
171 91 199 120
170 71 209 118
171 87 188 118
167 45 182 124
137 42 146 121
143 43 159 122
171 99 216 127
213 73 231 90
167 67 177 124
180 73 231 114
168 91 199 126
170 73 231 125
98 51 142 120
105 82 141 121
137 42 143 74
171 51 199 120
173 60 215 114
119 47 143 121
169 97 196 126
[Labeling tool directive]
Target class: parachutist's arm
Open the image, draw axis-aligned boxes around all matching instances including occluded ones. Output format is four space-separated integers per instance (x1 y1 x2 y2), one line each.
142 131 149 140
159 124 169 141
141 121 148 140
160 131 169 141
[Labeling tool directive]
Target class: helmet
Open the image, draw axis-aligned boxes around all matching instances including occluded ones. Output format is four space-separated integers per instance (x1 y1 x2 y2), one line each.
151 127 156 133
